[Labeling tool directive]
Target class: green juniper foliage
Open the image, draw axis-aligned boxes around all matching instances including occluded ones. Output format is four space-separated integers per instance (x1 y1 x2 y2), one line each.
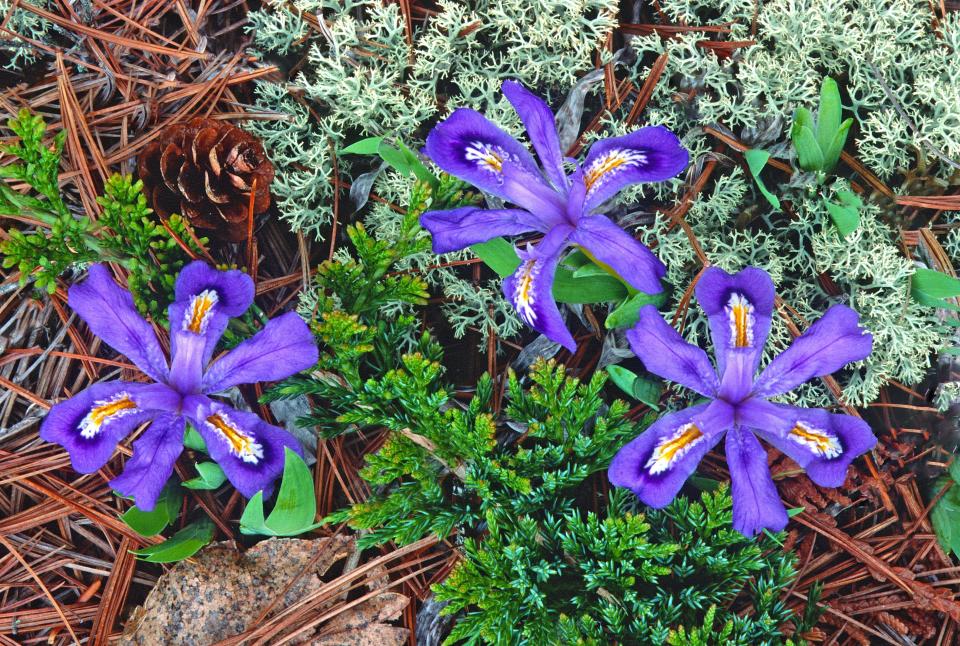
325 359 639 548
437 487 815 646
0 110 206 317
94 175 208 322
304 347 811 643
0 109 91 294
264 174 475 435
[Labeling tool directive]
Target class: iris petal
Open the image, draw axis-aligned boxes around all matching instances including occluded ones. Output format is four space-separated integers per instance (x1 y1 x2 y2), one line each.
68 265 169 382
725 427 788 537
419 206 544 255
627 305 719 397
39 381 177 474
694 266 775 376
739 399 876 487
608 400 733 508
169 261 253 365
186 398 302 499
502 80 568 191
753 304 872 398
503 226 576 351
581 126 688 212
201 311 318 393
424 108 565 219
110 414 185 511
567 215 666 295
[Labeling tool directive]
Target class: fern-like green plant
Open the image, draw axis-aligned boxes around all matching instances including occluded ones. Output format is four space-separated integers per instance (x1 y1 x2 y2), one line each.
437 487 814 645
0 109 98 293
0 111 207 313
96 174 208 321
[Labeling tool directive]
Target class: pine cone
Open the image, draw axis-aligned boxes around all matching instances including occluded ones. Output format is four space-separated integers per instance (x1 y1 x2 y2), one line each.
137 118 275 242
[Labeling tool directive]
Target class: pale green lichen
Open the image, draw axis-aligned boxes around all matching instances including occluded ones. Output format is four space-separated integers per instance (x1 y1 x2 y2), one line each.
0 0 54 69
649 0 960 180
248 0 617 343
251 0 957 405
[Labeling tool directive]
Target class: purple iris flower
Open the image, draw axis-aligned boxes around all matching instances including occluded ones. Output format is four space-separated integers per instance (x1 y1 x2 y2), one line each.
39 261 319 511
608 266 877 536
419 80 688 351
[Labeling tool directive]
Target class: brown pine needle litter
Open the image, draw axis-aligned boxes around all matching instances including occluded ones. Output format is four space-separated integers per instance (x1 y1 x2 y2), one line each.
1 1 960 644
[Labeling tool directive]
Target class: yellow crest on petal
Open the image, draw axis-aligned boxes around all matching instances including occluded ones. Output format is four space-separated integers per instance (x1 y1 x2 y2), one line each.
725 293 755 348
584 148 648 195
645 422 705 475
184 289 219 334
788 421 841 458
465 140 506 175
80 393 138 439
513 259 539 325
206 412 264 464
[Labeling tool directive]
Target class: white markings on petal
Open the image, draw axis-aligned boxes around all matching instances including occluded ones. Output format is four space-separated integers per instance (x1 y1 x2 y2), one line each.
464 140 513 176
645 422 705 475
725 293 755 348
80 392 139 439
512 258 540 324
183 289 219 335
584 148 648 195
788 420 842 459
205 412 264 464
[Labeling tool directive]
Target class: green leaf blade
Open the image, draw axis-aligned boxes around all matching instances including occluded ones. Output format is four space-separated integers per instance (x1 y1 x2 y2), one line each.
792 125 824 172
816 77 842 154
131 519 214 563
743 149 781 210
341 136 384 155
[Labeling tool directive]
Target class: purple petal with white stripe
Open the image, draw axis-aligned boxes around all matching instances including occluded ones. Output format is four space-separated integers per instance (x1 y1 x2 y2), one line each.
753 304 872 398
626 305 719 397
169 261 253 364
185 397 302 499
503 226 576 352
581 126 688 212
725 427 788 537
423 108 565 218
738 399 877 487
39 381 178 473
174 260 254 317
694 266 775 375
68 264 169 382
608 400 734 508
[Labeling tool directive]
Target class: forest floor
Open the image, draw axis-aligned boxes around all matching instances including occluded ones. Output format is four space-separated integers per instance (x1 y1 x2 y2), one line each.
1 1 960 645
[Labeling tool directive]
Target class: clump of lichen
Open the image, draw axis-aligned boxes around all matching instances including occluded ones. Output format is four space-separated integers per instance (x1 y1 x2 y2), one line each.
246 0 616 346
0 0 54 69
248 0 958 405
647 0 960 182
594 0 957 407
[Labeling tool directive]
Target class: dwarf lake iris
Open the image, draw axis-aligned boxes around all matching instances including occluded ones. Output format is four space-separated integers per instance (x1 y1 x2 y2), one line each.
40 261 319 511
608 266 876 536
419 80 688 351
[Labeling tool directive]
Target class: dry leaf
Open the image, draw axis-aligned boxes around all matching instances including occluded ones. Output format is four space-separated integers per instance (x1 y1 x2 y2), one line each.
121 536 354 646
